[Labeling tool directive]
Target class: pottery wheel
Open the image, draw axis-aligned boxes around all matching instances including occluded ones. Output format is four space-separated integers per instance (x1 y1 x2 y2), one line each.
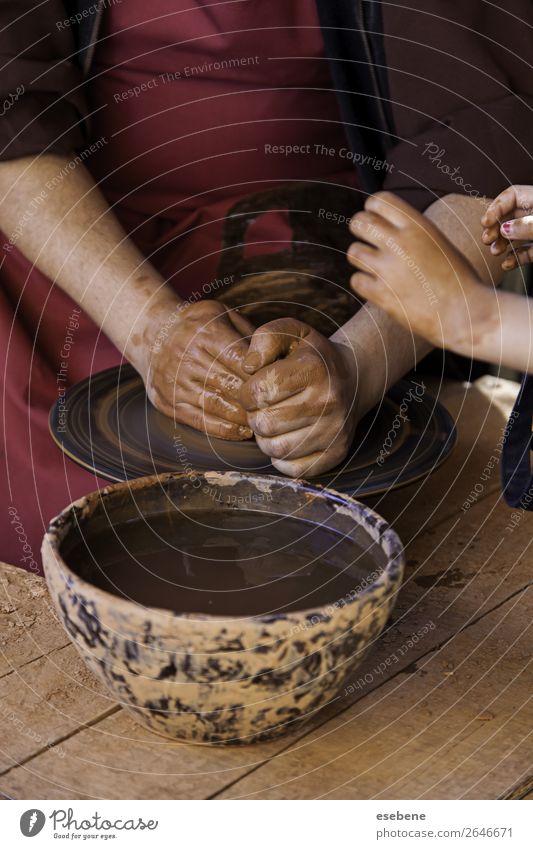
49 364 456 496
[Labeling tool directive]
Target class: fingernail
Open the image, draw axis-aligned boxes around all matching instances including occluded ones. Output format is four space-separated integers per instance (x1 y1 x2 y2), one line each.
501 222 512 235
243 352 261 372
239 425 253 438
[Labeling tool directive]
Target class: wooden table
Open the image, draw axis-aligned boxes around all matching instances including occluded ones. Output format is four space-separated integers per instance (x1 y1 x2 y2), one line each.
0 377 531 800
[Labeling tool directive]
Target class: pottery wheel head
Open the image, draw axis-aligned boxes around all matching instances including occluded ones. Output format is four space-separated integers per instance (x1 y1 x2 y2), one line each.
49 365 456 497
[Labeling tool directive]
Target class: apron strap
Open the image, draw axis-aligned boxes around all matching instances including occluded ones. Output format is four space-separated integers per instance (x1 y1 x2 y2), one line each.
501 374 533 509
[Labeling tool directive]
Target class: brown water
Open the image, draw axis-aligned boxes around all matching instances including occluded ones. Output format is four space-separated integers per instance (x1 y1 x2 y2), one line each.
66 511 383 616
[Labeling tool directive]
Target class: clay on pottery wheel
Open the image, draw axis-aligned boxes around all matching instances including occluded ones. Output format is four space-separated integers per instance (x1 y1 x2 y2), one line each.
210 183 363 336
42 471 404 746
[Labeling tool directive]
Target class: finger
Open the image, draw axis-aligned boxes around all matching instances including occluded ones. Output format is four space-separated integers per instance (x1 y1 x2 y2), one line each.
501 254 517 271
187 382 250 427
202 318 251 378
270 447 347 478
349 210 395 246
481 221 529 245
248 398 323 438
196 363 244 401
481 225 501 245
241 346 329 410
502 208 533 220
149 380 252 434
482 227 517 248
502 245 533 271
227 308 255 339
482 187 520 226
482 215 532 245
242 318 309 374
241 358 310 410
515 245 533 266
166 350 245 402
490 238 509 256
500 215 533 241
349 271 382 302
174 402 253 440
347 241 381 273
364 190 416 227
256 425 330 461
481 186 533 227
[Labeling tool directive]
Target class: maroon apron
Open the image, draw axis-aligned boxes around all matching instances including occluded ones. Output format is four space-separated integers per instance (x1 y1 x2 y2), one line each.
0 0 357 573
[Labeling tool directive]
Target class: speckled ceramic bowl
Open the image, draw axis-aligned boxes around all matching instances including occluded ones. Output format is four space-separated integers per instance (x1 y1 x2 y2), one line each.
42 472 404 745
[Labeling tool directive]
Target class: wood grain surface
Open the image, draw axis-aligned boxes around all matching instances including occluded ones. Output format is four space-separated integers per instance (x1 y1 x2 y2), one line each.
0 377 531 800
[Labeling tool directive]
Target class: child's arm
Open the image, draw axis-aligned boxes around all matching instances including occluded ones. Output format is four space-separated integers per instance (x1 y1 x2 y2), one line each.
474 288 533 372
348 191 533 373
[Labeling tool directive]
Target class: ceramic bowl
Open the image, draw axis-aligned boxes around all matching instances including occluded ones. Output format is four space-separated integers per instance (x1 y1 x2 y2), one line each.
42 471 404 745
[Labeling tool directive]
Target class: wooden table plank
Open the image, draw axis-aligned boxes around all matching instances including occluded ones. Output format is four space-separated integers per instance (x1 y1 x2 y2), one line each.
2 483 530 800
0 644 116 774
0 563 70 677
0 377 529 800
499 773 533 800
215 590 532 800
284 481 533 730
0 710 287 800
367 376 520 540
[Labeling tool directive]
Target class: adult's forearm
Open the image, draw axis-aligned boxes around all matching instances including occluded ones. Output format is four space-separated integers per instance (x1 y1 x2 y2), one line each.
424 193 504 286
331 303 430 416
0 154 179 374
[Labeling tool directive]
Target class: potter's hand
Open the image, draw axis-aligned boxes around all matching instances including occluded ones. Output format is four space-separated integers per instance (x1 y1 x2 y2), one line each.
141 300 255 440
241 318 357 477
481 185 533 270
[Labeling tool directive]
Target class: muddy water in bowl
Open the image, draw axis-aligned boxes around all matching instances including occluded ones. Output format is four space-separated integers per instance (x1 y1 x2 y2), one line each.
65 511 384 617
43 472 404 745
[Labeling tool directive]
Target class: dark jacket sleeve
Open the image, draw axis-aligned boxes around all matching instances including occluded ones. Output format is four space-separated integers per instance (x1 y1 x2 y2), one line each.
381 1 533 210
0 0 89 160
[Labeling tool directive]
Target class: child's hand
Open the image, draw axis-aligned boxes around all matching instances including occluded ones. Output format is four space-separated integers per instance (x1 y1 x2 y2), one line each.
348 192 494 353
481 185 533 270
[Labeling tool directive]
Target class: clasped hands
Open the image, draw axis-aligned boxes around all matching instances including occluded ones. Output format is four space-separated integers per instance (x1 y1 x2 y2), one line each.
142 300 358 478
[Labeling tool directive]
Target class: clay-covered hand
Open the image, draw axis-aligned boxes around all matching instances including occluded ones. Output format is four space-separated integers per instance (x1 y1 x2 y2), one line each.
348 191 494 353
240 318 357 477
141 299 255 440
481 185 533 271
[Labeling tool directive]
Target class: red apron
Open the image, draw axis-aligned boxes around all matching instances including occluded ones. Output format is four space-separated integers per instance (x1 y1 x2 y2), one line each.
0 0 357 573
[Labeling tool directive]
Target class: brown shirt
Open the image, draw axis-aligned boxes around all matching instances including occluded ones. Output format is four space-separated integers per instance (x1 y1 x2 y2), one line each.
0 0 88 160
0 0 532 210
381 0 533 207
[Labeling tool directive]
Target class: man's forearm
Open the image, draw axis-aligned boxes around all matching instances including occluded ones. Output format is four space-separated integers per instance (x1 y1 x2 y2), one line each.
0 154 179 374
333 192 503 411
331 302 430 417
424 193 504 286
